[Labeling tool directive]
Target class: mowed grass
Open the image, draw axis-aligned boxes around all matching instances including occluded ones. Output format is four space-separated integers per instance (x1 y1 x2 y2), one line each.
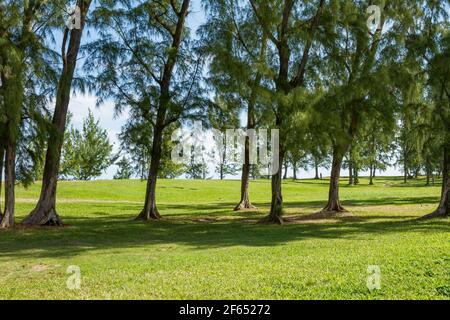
0 177 449 300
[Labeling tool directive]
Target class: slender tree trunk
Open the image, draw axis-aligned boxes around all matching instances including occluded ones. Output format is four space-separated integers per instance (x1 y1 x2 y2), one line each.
423 147 450 218
403 153 408 183
262 148 284 224
0 147 4 218
323 145 347 212
137 124 164 220
369 163 374 185
314 161 319 179
136 0 189 220
292 161 297 180
234 113 256 210
354 166 359 185
22 0 92 226
0 144 16 228
283 160 288 180
235 36 267 211
348 161 353 185
426 162 431 186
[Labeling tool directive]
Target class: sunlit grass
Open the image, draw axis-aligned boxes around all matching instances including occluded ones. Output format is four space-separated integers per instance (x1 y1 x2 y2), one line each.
0 177 449 299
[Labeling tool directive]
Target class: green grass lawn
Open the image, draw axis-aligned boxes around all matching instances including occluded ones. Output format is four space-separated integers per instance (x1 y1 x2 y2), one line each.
0 177 449 300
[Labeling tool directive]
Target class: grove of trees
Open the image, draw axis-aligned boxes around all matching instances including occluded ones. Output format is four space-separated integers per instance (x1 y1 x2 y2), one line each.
0 0 449 228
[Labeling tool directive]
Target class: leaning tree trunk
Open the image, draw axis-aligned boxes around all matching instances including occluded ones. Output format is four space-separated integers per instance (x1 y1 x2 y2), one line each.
423 147 450 218
22 0 92 226
322 145 347 212
0 144 16 228
0 146 4 218
136 124 164 221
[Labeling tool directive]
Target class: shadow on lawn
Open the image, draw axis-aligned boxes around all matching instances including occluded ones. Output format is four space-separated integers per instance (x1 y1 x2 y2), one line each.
0 201 448 260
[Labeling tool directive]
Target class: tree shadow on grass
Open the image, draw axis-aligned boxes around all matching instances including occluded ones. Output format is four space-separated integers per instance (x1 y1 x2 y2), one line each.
0 205 448 260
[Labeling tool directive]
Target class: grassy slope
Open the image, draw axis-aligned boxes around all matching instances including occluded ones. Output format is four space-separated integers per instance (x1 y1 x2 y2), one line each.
0 177 449 300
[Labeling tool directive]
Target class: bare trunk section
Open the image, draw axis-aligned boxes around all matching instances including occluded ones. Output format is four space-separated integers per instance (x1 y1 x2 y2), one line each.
136 125 163 221
22 0 92 226
260 148 284 224
322 146 347 212
348 161 353 185
235 36 267 211
0 144 16 228
292 161 297 180
234 116 256 210
369 163 374 185
314 162 319 179
423 147 450 218
283 161 288 179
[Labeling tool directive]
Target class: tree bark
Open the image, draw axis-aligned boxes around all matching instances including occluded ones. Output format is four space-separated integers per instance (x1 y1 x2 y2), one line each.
283 160 288 179
22 0 92 226
423 147 450 218
0 144 16 228
354 166 359 185
369 163 374 185
234 107 256 210
136 124 163 220
292 161 297 180
262 148 284 224
348 161 353 185
322 145 347 212
314 161 319 179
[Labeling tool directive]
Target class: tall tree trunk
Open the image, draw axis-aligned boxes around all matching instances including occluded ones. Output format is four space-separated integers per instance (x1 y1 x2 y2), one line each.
403 153 408 183
136 0 190 220
369 163 374 185
323 145 347 212
314 161 319 179
234 107 256 210
235 36 267 211
263 148 284 224
0 146 4 218
283 160 288 179
423 147 450 218
426 161 431 186
348 161 353 185
136 124 164 220
354 166 359 185
22 0 92 226
292 161 297 180
0 144 16 228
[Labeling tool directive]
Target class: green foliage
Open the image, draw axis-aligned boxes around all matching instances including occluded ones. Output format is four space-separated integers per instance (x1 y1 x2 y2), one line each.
61 110 113 180
113 156 133 180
